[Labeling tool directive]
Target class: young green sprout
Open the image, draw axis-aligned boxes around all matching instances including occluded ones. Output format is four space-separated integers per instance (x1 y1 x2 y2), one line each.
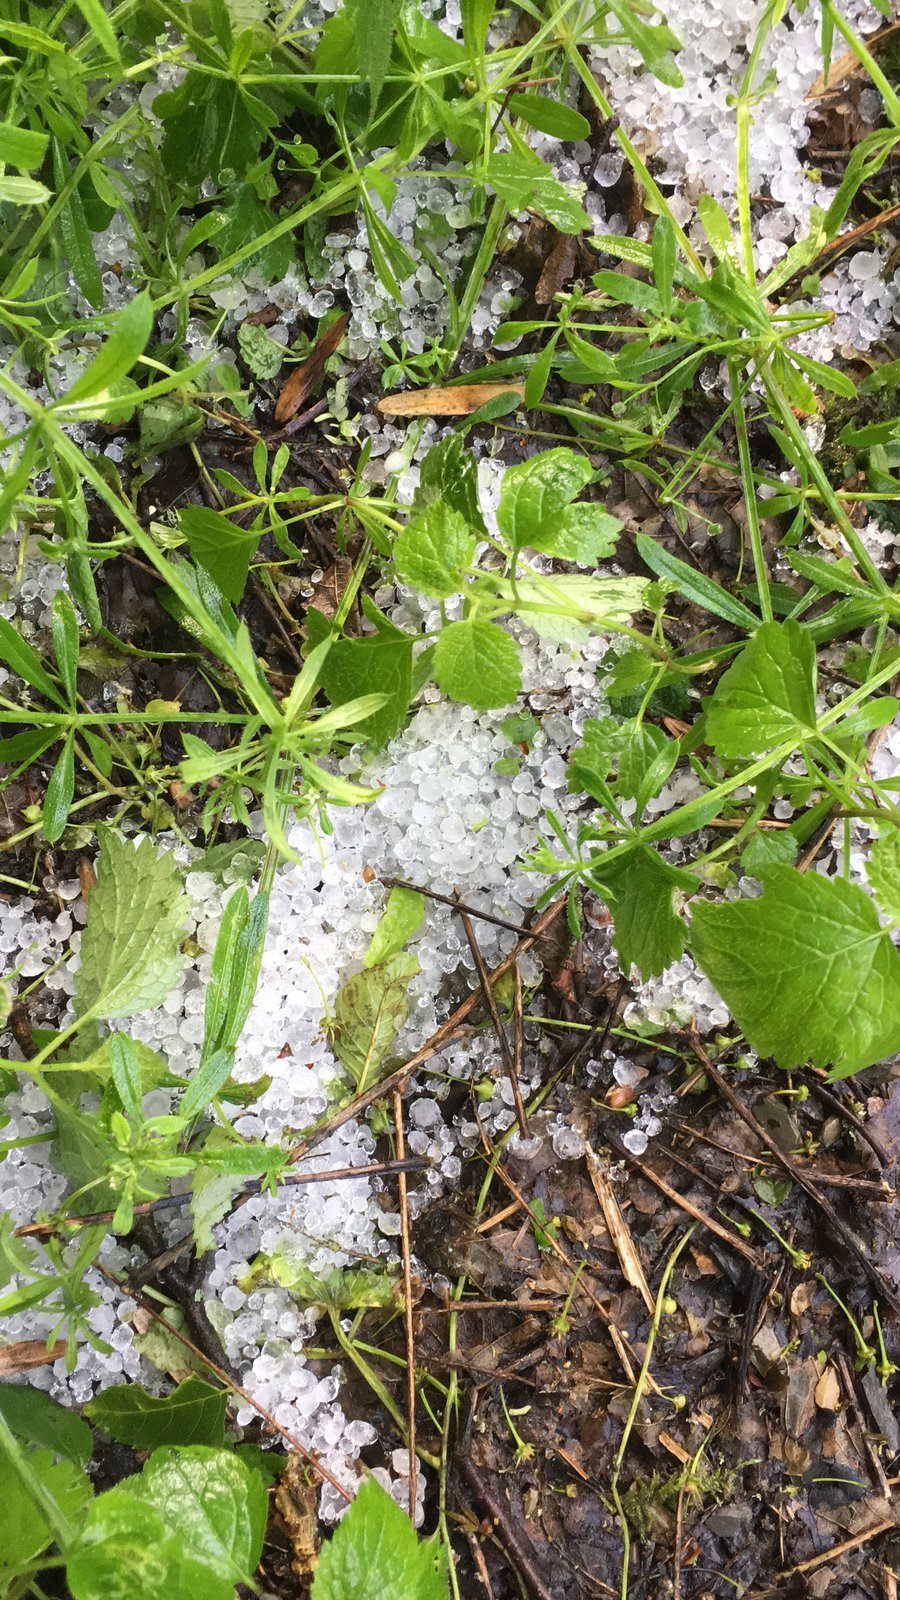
500 1388 535 1468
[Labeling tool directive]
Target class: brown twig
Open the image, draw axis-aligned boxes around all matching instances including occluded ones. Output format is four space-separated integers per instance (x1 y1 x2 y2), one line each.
609 1134 763 1268
381 877 547 940
392 1089 418 1520
693 1040 900 1311
458 901 528 1138
803 1075 890 1166
457 1457 556 1600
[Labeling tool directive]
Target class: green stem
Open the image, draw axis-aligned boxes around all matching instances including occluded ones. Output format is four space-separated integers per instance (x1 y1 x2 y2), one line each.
727 355 772 621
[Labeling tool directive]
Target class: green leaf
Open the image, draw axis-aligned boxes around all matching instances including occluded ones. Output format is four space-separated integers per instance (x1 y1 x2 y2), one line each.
328 952 419 1091
507 93 590 141
364 886 424 968
0 1386 92 1467
311 1476 448 1600
51 591 79 705
190 1170 241 1253
268 1258 395 1310
394 502 477 598
67 1446 267 1600
690 867 900 1076
86 1378 227 1450
867 831 900 921
350 0 401 113
485 149 591 233
201 887 269 1068
108 1032 144 1123
413 434 486 535
0 174 51 204
0 614 68 707
75 832 188 1021
592 845 693 977
636 533 760 629
43 730 75 844
433 619 521 710
497 448 620 564
52 139 103 309
651 217 675 313
739 829 798 876
0 121 49 170
63 292 153 408
179 505 261 605
460 0 493 66
1 1449 91 1589
237 321 285 380
705 620 816 758
306 606 414 747
73 0 121 59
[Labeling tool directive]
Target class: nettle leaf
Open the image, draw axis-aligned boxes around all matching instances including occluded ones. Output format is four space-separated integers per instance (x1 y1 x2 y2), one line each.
328 952 419 1090
592 845 693 978
485 149 591 233
0 1385 92 1466
497 448 621 563
191 1170 241 1253
307 605 414 746
349 0 401 113
179 505 261 605
364 886 424 968
739 829 798 876
86 1377 227 1450
311 1475 448 1600
394 502 477 599
67 1445 267 1600
268 1259 395 1311
690 867 900 1077
433 619 521 709
413 434 486 535
237 321 285 380
867 831 900 921
75 832 188 1021
705 620 816 758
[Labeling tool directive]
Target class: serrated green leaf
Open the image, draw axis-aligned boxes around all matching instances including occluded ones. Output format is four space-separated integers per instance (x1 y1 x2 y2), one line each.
75 833 188 1021
433 619 521 709
306 607 414 746
67 1446 266 1600
328 952 419 1092
311 1475 448 1600
394 502 477 598
739 829 798 876
179 505 260 604
86 1378 227 1450
690 867 900 1075
190 1169 241 1253
269 1259 395 1310
592 845 693 977
0 1386 92 1466
867 831 900 921
705 620 816 758
237 321 285 380
364 886 424 968
485 150 591 233
413 434 486 535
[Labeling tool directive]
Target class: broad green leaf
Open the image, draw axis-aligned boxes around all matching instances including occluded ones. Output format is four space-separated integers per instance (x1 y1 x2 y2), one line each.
0 1386 92 1466
311 1476 448 1600
507 93 590 141
306 606 414 746
591 845 693 977
0 121 49 170
190 1169 241 1253
739 829 798 876
179 505 260 604
0 614 67 707
67 1446 266 1600
86 1377 227 1450
868 831 900 921
108 1032 144 1123
0 1449 91 1589
52 140 103 309
485 149 591 233
698 194 734 261
433 619 521 709
75 832 188 1020
0 174 51 204
51 591 79 704
364 886 424 968
394 502 477 598
636 533 759 629
497 448 622 564
43 730 75 844
690 867 900 1076
63 292 153 408
236 320 284 379
268 1259 395 1311
502 574 650 634
705 620 816 758
328 952 419 1091
413 434 486 535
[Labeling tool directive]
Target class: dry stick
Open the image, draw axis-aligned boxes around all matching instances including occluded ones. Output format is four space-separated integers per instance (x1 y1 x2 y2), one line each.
457 1456 556 1600
15 1158 430 1238
608 1135 764 1269
392 1089 417 1521
457 902 529 1138
789 1517 897 1577
693 1040 900 1312
803 1075 890 1166
381 876 545 941
287 896 565 1166
98 1266 352 1502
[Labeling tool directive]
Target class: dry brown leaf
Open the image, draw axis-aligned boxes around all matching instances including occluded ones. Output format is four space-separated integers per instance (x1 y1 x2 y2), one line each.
377 382 525 417
584 1147 654 1313
0 1338 67 1374
815 1365 841 1412
274 314 348 424
806 23 900 98
275 1454 320 1580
